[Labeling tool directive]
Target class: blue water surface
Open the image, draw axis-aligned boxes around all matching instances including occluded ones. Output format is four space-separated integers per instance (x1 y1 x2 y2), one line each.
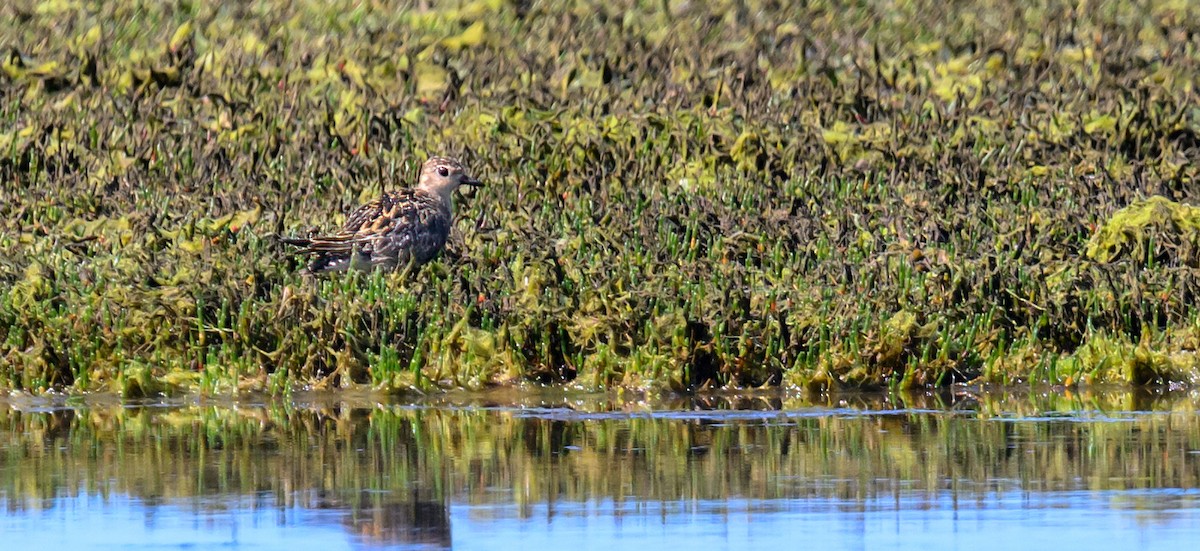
5 487 1199 550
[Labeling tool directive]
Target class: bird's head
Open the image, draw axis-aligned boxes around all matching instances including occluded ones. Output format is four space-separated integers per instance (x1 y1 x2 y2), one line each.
417 156 482 200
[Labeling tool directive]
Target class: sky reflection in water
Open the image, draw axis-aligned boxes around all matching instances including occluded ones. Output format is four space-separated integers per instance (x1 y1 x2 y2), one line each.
5 489 1199 550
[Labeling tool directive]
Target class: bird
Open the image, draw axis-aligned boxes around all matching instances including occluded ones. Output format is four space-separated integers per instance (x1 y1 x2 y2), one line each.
281 156 483 273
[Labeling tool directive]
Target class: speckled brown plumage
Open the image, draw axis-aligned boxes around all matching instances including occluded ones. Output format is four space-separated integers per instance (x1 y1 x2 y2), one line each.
282 156 482 273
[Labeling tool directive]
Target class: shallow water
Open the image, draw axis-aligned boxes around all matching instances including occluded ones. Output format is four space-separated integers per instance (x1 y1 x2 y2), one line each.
3 388 1200 550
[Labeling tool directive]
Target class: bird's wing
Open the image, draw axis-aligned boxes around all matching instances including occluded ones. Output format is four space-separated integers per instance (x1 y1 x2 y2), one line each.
281 191 405 255
285 189 450 268
359 189 452 263
350 189 429 230
342 194 385 233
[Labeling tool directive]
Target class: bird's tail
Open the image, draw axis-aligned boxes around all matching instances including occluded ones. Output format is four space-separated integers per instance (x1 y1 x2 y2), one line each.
275 234 357 273
276 235 313 247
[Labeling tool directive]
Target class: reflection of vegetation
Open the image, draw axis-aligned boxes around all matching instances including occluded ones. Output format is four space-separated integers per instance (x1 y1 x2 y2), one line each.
5 1 1200 393
3 391 1200 520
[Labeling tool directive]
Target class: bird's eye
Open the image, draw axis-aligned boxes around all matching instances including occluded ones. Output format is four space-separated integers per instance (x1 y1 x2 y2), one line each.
437 166 450 177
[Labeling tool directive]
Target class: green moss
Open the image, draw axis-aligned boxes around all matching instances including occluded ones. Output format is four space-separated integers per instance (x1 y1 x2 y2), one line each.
1086 196 1200 265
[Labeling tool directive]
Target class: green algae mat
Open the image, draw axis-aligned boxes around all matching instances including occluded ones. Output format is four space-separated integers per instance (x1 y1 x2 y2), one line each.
3 0 1200 395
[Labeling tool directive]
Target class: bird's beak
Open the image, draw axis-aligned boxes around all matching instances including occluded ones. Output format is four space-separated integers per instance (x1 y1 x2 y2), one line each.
461 175 484 188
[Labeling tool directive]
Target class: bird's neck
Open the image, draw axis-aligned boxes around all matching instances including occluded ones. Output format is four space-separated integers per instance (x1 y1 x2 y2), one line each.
417 184 455 215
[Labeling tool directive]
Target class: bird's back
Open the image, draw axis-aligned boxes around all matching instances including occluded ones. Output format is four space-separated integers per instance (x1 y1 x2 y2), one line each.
289 188 453 273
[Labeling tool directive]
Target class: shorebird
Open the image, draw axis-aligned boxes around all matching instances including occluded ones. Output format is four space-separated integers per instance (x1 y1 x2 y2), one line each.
281 156 483 273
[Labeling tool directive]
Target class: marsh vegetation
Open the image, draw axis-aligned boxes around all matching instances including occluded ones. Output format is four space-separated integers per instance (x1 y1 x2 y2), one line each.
3 0 1200 394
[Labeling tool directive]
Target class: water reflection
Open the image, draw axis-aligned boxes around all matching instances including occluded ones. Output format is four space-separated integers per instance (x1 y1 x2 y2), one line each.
1 389 1200 549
